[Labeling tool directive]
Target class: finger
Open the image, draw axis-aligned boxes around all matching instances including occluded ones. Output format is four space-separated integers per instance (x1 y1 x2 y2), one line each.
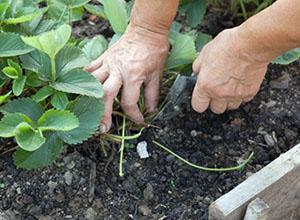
85 56 104 72
121 80 144 124
227 100 242 110
243 96 254 103
91 67 109 84
191 81 211 113
144 76 160 113
192 54 202 73
210 99 227 114
100 75 122 133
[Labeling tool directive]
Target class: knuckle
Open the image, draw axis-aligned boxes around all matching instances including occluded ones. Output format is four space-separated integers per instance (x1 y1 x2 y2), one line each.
120 101 133 110
199 80 211 92
214 89 225 99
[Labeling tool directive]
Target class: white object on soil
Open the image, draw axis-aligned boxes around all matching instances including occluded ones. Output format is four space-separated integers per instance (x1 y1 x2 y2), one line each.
137 141 149 159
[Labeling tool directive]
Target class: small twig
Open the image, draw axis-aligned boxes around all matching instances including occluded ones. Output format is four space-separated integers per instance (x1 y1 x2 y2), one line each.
88 161 96 203
104 144 116 174
152 140 254 172
0 146 18 156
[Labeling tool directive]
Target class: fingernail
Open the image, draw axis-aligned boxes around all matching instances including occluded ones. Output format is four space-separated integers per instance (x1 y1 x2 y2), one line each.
100 124 107 133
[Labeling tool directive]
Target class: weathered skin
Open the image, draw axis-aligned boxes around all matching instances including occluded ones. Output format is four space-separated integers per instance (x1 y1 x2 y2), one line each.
86 0 300 132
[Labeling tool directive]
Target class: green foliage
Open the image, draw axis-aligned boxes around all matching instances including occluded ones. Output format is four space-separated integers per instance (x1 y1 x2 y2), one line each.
273 48 300 65
180 0 206 27
0 1 104 169
57 96 104 144
13 133 64 169
100 0 128 33
0 33 34 57
84 4 106 19
50 69 104 98
48 0 90 23
82 36 108 62
166 34 197 70
21 24 72 59
15 122 46 151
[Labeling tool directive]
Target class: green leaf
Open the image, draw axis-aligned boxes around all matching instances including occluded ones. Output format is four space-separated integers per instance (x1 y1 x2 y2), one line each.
101 0 128 33
32 86 54 102
169 21 183 45
48 0 88 23
0 98 44 121
53 0 90 9
2 66 19 79
186 0 206 27
7 59 22 77
15 122 46 151
22 18 62 35
12 75 27 96
38 109 79 131
0 1 9 20
84 3 106 19
0 33 33 57
0 113 27 138
195 32 212 52
273 48 300 65
50 69 104 98
13 132 64 169
166 34 196 70
51 91 69 110
56 45 90 76
109 33 122 47
82 35 108 61
0 91 11 105
21 24 72 58
20 49 52 81
4 9 39 24
25 71 43 87
58 96 104 144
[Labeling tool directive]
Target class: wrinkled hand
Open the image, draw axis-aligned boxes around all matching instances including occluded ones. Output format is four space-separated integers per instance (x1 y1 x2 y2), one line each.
192 28 269 114
85 27 169 132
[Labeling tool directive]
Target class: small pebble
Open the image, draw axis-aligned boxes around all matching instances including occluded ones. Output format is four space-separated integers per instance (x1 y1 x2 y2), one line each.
64 171 73 186
190 130 197 137
270 73 290 89
143 183 154 201
264 134 276 146
138 205 152 216
212 135 222 141
85 207 97 220
67 161 76 169
16 187 21 194
137 141 149 159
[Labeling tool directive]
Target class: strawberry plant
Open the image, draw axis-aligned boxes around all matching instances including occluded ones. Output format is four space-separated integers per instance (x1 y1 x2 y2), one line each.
0 0 105 169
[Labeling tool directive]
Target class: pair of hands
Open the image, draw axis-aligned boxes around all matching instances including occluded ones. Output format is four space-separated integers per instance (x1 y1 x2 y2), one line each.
86 27 268 133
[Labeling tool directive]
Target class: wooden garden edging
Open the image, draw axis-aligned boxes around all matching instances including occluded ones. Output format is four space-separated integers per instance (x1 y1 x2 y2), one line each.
209 143 300 220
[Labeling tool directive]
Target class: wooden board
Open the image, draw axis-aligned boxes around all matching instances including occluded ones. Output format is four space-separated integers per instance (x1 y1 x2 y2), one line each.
209 143 300 220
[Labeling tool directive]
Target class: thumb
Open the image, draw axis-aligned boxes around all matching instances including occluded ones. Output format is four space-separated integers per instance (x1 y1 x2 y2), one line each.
191 79 210 113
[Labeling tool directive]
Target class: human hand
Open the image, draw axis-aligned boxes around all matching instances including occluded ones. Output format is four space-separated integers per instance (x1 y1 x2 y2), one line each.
85 26 169 132
191 27 270 114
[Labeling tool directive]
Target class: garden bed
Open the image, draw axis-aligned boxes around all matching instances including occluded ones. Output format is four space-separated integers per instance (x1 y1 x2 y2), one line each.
1 6 300 220
1 61 299 219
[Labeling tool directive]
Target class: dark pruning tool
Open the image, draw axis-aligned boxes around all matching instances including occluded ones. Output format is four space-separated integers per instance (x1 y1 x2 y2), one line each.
152 73 197 122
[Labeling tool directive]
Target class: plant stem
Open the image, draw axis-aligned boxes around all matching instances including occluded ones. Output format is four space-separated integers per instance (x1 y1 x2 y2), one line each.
106 128 144 141
152 140 254 172
119 115 126 177
50 57 56 81
239 0 248 20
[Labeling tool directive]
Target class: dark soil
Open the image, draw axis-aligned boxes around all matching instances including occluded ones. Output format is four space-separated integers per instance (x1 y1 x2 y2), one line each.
1 7 300 220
